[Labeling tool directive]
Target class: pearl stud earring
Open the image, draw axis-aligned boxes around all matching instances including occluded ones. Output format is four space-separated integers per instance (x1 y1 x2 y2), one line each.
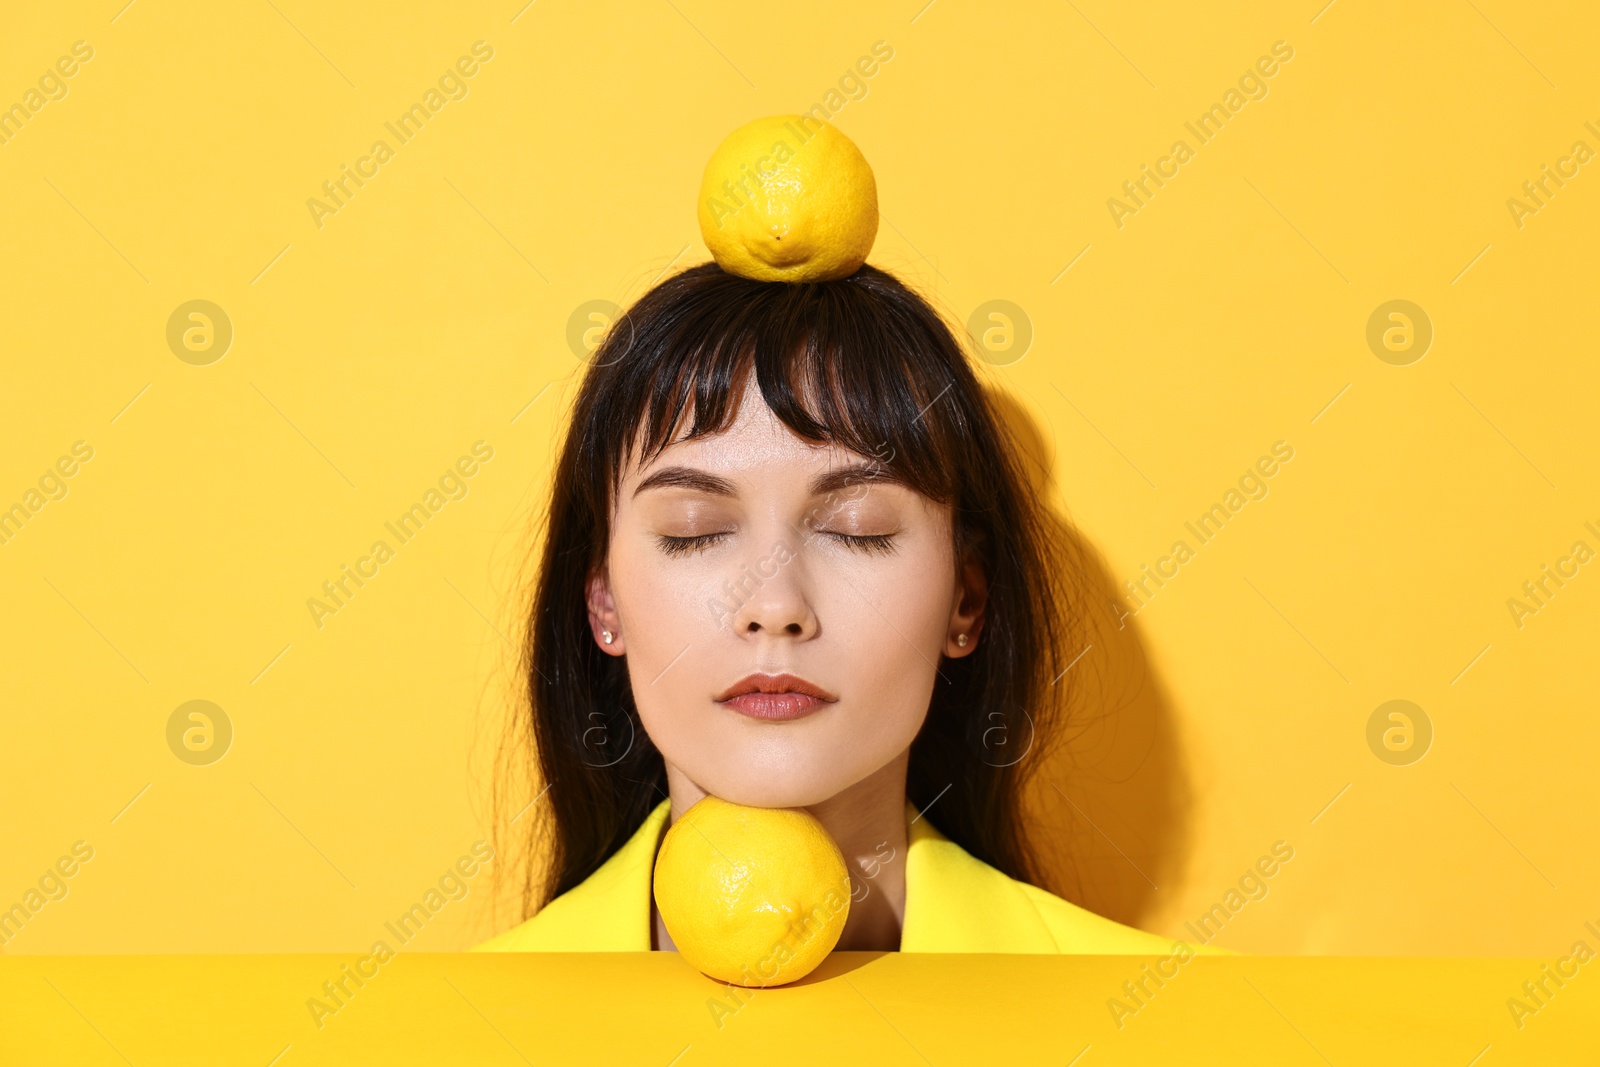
602 629 614 645
956 633 968 647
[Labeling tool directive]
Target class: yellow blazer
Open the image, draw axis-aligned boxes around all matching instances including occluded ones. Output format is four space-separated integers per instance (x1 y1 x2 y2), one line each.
475 799 1216 954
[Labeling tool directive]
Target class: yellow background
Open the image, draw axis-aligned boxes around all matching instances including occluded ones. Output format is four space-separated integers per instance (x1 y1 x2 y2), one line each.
2 0 1597 959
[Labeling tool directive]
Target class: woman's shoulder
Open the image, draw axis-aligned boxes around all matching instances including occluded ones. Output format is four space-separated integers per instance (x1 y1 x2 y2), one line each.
1012 879 1236 956
904 804 1234 955
471 798 673 953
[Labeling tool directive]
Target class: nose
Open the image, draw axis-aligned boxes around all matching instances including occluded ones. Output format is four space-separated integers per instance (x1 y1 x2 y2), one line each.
726 542 819 640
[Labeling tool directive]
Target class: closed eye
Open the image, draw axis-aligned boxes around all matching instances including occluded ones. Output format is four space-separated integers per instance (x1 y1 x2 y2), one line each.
655 532 729 557
655 531 897 557
826 532 898 555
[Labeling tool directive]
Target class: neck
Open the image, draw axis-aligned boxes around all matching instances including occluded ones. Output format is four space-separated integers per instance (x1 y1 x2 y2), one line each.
652 749 911 953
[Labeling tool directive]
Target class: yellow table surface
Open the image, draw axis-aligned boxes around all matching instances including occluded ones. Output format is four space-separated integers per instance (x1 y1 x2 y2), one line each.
3 953 1595 1064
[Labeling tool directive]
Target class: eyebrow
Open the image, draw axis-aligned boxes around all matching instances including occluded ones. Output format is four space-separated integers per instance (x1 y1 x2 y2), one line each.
632 462 907 500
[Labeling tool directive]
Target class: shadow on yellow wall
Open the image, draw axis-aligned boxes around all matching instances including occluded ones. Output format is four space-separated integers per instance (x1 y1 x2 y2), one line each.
991 390 1193 933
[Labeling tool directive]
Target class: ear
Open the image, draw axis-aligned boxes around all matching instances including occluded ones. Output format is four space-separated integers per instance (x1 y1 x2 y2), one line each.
944 548 988 658
586 566 626 656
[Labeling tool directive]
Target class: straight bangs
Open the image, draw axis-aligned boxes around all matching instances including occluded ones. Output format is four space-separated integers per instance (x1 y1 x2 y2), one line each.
588 262 978 513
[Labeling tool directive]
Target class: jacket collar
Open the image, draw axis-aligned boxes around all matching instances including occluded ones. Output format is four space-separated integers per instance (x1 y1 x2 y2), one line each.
475 797 1058 953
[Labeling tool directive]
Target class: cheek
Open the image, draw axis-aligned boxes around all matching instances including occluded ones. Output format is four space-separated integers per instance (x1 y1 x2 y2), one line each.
830 540 954 655
822 555 947 730
607 538 729 731
610 539 723 646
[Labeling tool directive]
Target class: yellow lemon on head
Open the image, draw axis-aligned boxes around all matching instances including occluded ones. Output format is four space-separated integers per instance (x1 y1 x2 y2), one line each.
697 114 878 282
653 795 852 986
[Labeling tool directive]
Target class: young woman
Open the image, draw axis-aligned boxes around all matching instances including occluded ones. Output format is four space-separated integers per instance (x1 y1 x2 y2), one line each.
476 260 1189 956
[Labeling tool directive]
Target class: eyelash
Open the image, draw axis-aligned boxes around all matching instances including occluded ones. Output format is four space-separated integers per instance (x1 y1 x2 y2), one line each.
654 532 898 557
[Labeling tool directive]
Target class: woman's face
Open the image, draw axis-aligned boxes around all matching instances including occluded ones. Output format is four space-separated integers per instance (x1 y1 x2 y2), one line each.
588 375 985 808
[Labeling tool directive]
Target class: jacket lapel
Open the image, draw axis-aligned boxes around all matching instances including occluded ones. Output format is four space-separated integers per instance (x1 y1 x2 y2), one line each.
899 800 1059 952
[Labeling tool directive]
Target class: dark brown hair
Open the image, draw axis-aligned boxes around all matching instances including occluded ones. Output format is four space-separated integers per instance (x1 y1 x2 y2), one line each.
495 260 1085 921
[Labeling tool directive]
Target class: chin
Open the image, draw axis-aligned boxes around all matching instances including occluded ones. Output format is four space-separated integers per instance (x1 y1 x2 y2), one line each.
675 742 874 809
700 780 840 809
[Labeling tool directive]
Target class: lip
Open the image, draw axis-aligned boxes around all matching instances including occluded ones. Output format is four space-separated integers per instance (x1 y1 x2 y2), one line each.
715 672 837 722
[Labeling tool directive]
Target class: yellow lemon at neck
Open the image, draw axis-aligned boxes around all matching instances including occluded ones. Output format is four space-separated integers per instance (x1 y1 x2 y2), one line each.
653 795 851 986
697 114 878 283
